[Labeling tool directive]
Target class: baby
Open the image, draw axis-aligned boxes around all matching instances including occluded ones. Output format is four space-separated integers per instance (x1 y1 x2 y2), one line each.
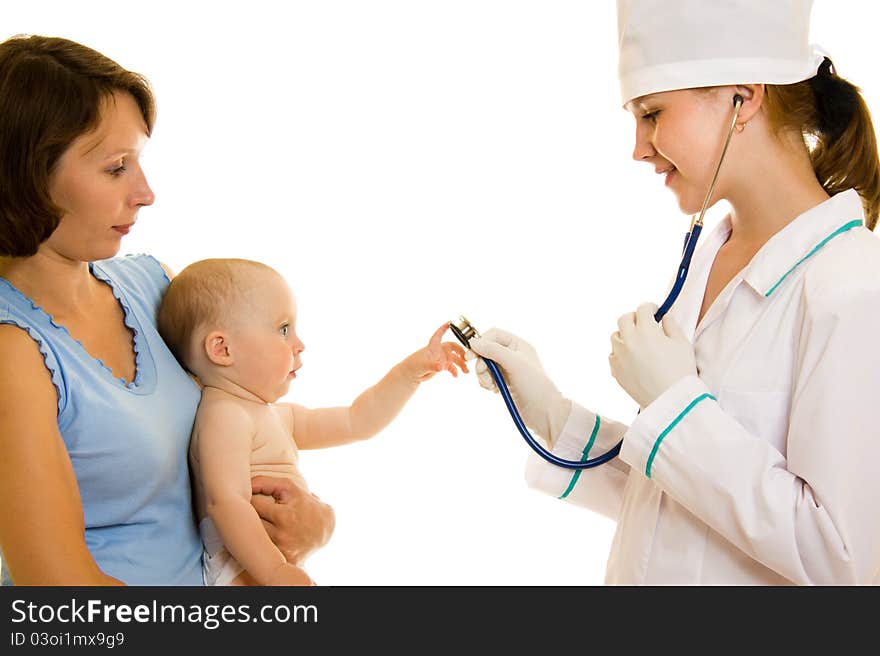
157 258 467 586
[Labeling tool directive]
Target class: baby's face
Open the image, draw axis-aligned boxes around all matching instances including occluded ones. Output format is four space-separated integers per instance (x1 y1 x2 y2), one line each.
228 273 304 403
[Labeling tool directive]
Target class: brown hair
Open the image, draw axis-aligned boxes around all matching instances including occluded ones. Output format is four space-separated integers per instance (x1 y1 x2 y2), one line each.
764 58 880 230
157 259 280 371
0 34 156 257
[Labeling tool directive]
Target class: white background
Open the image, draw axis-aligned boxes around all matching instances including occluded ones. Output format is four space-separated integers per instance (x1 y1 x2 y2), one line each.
4 1 878 585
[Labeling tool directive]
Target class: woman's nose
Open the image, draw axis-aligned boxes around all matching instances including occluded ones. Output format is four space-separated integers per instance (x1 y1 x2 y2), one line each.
632 123 656 162
131 164 155 207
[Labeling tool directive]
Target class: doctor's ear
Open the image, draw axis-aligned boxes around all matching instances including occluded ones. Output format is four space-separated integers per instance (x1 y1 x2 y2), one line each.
732 84 765 126
204 331 234 366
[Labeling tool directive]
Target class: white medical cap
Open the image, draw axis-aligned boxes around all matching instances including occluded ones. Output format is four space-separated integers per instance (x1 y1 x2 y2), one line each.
617 0 827 105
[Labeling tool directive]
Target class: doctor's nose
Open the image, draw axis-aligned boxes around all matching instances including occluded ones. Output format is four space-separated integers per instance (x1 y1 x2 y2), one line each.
632 123 657 162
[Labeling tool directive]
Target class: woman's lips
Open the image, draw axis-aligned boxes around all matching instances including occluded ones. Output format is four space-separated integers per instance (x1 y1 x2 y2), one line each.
112 223 134 235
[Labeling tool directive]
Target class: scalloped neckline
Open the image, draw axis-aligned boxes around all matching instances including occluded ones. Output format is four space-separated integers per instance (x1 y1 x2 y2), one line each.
0 263 149 390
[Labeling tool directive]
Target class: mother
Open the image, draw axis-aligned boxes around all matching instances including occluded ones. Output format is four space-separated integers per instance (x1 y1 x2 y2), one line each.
0 34 333 585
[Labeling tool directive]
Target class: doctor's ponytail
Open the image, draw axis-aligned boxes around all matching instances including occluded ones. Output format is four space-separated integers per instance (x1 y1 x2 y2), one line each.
764 57 880 230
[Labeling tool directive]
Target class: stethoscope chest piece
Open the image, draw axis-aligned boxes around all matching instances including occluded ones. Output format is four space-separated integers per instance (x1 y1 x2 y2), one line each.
450 315 480 349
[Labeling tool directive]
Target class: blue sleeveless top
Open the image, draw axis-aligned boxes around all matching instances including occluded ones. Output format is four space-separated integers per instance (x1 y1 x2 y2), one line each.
0 254 203 585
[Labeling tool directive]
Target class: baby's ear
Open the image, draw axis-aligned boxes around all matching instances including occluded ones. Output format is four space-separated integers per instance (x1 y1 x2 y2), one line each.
204 331 233 366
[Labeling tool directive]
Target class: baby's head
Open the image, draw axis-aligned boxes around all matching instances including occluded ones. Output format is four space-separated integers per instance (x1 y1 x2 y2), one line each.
158 258 304 403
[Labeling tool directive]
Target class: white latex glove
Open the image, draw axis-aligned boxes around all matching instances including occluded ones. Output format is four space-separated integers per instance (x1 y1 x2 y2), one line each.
467 327 572 446
609 302 697 409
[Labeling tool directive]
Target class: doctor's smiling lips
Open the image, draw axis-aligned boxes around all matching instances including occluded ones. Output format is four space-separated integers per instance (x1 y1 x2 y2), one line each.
657 166 676 187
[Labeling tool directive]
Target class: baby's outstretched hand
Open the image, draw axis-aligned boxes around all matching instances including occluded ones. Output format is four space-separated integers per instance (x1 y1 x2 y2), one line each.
408 322 469 382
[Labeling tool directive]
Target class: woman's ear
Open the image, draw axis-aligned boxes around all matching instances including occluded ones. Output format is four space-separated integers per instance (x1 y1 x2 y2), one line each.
204 331 233 366
733 83 765 125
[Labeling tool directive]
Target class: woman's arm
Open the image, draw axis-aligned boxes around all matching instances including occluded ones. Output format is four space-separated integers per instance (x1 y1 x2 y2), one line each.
618 284 880 584
468 327 630 520
524 401 630 521
0 326 122 585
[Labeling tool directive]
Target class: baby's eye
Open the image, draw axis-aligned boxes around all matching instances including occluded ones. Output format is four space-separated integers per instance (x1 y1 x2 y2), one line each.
280 324 289 337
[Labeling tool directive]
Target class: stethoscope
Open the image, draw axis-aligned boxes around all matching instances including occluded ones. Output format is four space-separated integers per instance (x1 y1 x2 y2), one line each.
451 95 744 469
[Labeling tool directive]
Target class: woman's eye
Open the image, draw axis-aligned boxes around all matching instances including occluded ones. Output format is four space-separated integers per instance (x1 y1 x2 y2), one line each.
641 110 660 122
108 161 127 176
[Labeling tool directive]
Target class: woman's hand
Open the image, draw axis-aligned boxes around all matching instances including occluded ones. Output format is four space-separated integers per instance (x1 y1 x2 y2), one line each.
467 327 572 446
404 322 469 382
250 476 336 565
609 302 697 408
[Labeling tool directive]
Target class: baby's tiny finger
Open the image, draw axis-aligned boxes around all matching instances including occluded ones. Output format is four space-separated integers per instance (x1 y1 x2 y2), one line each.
429 322 450 346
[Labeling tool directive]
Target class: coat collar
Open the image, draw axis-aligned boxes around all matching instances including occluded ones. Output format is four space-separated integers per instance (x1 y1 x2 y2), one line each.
740 189 865 297
673 189 865 339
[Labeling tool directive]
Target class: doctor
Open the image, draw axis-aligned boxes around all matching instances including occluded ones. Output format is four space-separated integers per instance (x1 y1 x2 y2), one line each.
467 0 880 584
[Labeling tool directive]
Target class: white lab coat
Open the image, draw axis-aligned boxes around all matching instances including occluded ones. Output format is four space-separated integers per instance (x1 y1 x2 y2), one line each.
527 189 880 584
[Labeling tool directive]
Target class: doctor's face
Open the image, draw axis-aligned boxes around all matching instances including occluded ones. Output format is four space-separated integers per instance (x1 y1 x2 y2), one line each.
627 88 737 215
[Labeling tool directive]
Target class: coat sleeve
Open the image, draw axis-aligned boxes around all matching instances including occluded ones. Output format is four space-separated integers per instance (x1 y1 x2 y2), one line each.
618 282 880 584
525 401 631 521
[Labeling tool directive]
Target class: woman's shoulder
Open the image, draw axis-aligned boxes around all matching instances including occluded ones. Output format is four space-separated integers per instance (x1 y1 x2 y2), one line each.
0 323 67 416
95 253 171 283
0 281 62 373
803 226 880 312
92 253 173 316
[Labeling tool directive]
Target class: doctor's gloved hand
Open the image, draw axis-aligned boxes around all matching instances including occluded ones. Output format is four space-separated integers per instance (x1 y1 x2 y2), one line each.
467 328 572 446
609 303 697 409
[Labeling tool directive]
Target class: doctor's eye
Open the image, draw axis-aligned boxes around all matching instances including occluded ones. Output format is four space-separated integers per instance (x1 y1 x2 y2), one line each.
640 110 660 123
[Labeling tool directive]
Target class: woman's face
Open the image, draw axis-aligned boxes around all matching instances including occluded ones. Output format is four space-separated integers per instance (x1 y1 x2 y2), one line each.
42 90 154 262
627 88 737 215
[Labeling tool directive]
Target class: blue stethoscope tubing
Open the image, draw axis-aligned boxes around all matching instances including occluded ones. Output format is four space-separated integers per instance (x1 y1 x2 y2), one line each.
481 226 699 470
479 95 743 470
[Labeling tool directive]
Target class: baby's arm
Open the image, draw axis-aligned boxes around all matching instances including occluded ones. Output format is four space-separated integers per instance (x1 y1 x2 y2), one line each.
197 400 312 585
287 323 467 450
